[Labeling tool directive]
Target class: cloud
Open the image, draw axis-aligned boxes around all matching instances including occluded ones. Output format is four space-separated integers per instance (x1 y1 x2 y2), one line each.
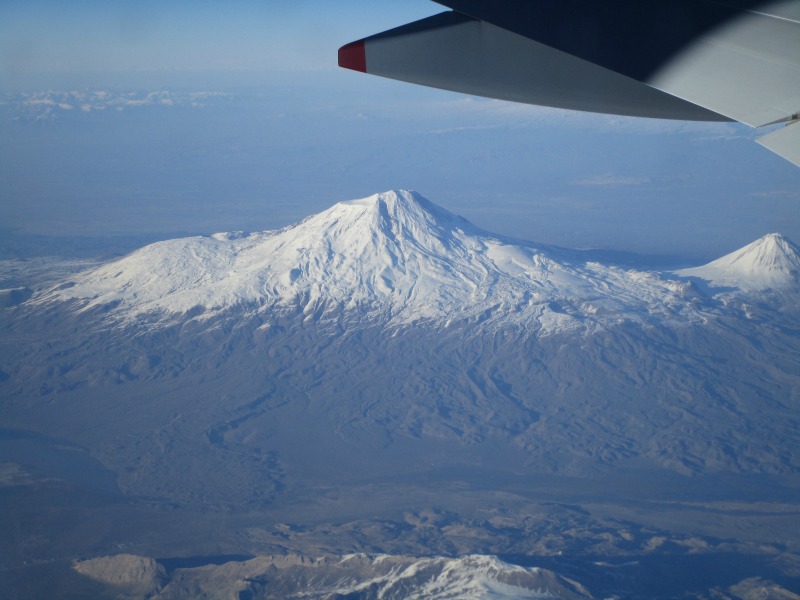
751 189 800 199
572 174 651 186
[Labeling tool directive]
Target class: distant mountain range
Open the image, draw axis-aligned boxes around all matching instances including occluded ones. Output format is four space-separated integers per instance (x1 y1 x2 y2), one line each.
1 89 231 120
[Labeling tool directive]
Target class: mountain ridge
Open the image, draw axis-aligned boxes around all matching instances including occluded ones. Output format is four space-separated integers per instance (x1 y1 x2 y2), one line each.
73 553 593 599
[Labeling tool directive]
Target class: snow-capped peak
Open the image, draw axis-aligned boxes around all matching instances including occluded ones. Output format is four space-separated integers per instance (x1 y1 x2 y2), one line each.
676 233 800 289
279 190 485 272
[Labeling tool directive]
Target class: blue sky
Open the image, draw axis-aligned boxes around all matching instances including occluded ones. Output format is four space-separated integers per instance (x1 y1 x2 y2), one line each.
0 1 436 85
1 1 799 261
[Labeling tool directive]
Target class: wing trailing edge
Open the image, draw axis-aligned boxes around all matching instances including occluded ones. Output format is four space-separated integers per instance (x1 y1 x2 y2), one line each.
338 11 726 121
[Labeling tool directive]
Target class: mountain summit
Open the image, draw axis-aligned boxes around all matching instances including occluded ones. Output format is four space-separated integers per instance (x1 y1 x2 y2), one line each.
677 233 800 289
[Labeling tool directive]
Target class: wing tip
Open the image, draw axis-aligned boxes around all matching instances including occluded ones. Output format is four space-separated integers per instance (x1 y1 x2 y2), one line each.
757 120 800 169
338 40 367 73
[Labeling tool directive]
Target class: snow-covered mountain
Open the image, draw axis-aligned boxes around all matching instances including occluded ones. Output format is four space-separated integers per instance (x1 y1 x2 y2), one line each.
39 190 735 335
5 191 800 600
676 232 800 290
73 553 592 599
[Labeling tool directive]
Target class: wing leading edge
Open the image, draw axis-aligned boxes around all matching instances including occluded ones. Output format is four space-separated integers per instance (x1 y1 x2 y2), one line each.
338 0 800 167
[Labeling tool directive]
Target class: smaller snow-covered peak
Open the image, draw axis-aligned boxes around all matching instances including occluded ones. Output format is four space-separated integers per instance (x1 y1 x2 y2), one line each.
725 233 800 273
677 233 800 290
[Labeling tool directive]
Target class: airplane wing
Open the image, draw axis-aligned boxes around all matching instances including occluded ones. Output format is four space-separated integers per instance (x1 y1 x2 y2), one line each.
338 0 800 167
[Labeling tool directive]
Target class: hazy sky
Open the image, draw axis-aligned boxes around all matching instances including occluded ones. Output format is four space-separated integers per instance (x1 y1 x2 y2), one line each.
2 0 799 262
0 1 436 85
